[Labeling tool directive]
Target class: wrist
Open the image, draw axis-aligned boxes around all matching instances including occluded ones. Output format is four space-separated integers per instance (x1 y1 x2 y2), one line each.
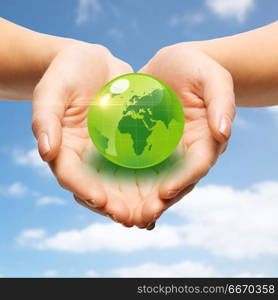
36 33 77 74
0 18 81 100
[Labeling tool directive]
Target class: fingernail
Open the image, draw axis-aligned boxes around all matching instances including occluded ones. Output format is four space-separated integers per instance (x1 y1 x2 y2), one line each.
107 213 119 223
165 189 180 200
38 133 50 157
152 211 163 221
218 115 231 140
146 222 156 231
84 199 98 209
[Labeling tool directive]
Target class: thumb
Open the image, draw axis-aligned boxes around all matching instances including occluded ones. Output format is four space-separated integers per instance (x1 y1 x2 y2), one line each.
203 67 236 143
107 56 134 80
32 81 66 162
137 64 148 74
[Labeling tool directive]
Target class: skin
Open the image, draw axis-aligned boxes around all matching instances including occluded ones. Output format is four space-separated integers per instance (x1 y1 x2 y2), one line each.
1 18 278 229
198 21 278 107
0 18 66 99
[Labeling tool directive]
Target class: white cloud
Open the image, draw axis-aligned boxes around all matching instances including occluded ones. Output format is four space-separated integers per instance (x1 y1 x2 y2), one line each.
206 0 254 23
169 12 206 27
17 229 47 246
76 0 102 25
7 182 28 196
112 261 216 277
16 223 182 253
111 262 267 278
172 182 278 259
267 106 278 114
42 270 58 277
0 182 28 197
16 181 278 260
266 106 278 124
36 196 66 206
13 148 50 176
107 28 124 40
233 272 265 278
85 270 98 277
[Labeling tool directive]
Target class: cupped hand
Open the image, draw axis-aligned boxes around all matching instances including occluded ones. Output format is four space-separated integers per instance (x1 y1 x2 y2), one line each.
132 43 236 227
32 41 139 225
32 41 235 230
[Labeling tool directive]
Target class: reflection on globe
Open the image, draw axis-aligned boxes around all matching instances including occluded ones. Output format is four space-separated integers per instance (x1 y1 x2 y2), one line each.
87 73 185 169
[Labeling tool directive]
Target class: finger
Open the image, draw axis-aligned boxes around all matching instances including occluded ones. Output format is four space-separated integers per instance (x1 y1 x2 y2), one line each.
203 67 236 143
96 163 132 226
140 182 196 229
108 57 133 80
220 142 228 155
159 138 219 200
140 193 165 228
111 168 141 227
32 79 66 162
102 182 132 226
164 182 196 210
74 176 131 225
138 61 164 79
73 194 107 217
146 222 156 231
132 168 159 229
50 147 107 208
138 66 145 73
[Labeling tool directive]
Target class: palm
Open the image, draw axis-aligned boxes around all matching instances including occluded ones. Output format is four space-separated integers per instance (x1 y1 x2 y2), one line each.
35 43 142 225
136 46 231 227
180 88 219 175
51 74 220 229
53 97 161 227
36 43 232 229
131 87 221 228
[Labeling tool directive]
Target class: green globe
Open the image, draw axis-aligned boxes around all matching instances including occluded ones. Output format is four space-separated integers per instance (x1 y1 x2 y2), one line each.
87 73 185 169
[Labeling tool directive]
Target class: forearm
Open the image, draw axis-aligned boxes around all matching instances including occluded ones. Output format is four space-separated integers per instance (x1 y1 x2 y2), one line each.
0 18 70 100
196 22 278 107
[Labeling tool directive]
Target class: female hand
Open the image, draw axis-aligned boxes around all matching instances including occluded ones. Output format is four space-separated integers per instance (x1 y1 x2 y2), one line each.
32 41 236 230
133 43 236 227
32 41 138 225
32 41 185 230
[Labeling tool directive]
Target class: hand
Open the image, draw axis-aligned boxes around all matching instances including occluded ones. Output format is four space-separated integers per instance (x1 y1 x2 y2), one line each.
32 41 235 230
133 43 235 227
32 41 138 224
32 41 173 229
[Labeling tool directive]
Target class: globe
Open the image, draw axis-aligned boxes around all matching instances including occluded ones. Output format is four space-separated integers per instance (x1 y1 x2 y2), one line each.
87 73 185 169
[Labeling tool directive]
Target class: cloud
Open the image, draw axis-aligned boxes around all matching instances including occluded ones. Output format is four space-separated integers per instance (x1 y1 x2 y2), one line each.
17 229 47 246
171 182 278 259
111 262 267 277
233 272 265 278
112 261 216 277
16 223 182 253
107 28 124 40
85 270 98 277
267 106 278 114
169 12 206 28
76 0 102 25
13 147 50 176
17 181 278 260
36 196 66 206
0 182 28 197
42 270 58 277
266 106 278 124
206 0 254 23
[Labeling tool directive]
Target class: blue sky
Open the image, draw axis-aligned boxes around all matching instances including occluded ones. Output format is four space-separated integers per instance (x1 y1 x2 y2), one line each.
1 0 278 277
